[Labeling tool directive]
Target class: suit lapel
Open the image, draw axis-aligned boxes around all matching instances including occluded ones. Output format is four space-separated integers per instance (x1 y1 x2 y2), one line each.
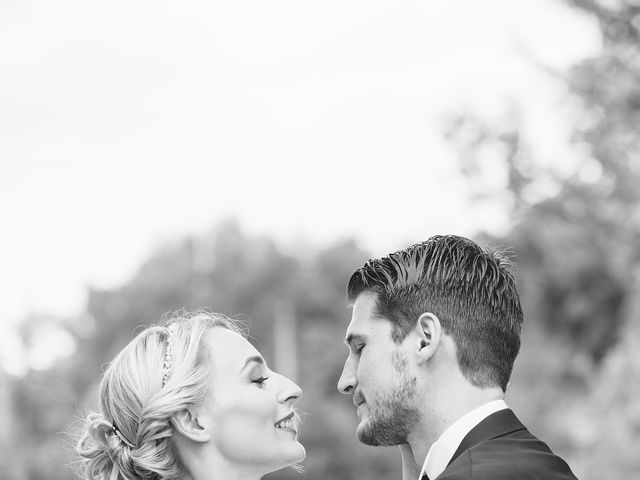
447 409 526 467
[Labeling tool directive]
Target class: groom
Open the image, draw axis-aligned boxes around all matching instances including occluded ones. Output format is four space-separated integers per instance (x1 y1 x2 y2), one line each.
337 235 579 479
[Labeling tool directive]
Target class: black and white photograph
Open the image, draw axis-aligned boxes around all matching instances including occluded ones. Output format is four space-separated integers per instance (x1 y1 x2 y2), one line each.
1 1 638 479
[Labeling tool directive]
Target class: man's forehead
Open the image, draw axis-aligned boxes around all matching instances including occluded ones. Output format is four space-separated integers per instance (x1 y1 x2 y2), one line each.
345 291 389 341
351 290 380 318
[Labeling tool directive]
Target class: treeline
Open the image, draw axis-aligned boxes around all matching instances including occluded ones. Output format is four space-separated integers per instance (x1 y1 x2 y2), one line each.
2 1 640 479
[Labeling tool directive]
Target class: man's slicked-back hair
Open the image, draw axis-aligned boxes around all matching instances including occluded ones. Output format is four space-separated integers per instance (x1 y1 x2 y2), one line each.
347 235 523 392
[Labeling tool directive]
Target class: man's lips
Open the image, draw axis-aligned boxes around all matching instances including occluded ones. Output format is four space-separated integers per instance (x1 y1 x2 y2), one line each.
353 394 365 408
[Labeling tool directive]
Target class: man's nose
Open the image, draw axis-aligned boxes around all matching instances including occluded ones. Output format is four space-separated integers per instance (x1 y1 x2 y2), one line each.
337 358 356 395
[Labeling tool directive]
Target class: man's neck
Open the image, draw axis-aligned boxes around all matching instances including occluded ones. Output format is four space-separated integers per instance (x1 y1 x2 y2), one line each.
407 386 504 465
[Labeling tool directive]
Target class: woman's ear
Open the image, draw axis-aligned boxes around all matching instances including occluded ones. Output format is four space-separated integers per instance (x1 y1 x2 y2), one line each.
415 312 442 365
171 406 210 443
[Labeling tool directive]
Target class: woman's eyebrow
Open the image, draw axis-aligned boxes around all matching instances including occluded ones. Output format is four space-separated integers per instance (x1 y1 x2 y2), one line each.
240 355 265 373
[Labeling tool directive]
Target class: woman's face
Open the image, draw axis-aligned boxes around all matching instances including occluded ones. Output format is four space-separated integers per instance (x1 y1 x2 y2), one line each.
201 327 305 473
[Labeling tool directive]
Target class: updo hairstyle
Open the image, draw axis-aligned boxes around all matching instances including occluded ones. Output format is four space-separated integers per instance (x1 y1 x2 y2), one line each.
75 311 240 480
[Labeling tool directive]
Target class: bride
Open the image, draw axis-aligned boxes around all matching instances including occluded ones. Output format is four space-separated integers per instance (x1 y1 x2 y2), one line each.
75 311 304 480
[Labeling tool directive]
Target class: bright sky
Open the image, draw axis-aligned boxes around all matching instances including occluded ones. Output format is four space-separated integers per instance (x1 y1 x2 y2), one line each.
0 0 599 371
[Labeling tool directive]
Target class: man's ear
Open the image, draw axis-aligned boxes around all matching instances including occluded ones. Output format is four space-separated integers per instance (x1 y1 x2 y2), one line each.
171 406 210 443
415 312 442 365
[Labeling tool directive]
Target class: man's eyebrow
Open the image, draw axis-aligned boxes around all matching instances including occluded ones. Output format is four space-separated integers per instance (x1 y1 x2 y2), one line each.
344 333 366 347
240 355 265 372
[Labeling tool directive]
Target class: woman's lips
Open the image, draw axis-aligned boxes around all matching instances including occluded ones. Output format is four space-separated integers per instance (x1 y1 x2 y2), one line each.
274 412 299 435
276 426 298 435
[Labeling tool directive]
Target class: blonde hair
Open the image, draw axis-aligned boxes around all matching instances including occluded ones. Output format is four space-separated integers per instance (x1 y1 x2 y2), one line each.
75 311 240 480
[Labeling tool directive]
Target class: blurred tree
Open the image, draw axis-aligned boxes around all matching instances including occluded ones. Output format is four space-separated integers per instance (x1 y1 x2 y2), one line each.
445 68 639 364
564 269 640 477
6 219 408 480
8 3 640 479
445 1 640 478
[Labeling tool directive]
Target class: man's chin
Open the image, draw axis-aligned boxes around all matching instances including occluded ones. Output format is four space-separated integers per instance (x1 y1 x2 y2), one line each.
356 419 401 447
356 425 381 446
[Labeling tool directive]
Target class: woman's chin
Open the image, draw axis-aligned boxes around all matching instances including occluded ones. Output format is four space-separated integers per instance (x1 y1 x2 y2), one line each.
274 428 305 463
294 442 306 462
285 441 306 464
272 442 306 472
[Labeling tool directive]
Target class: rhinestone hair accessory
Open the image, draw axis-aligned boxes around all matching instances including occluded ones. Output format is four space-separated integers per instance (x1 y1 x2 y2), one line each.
162 323 177 388
112 423 135 448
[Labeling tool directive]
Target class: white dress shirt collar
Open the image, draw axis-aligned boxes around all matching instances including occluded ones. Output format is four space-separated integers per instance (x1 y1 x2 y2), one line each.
418 399 508 480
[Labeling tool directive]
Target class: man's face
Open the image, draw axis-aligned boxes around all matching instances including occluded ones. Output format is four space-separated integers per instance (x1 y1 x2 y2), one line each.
337 291 419 446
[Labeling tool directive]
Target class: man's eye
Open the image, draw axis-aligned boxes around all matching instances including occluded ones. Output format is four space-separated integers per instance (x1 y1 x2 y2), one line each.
356 344 365 354
252 376 270 386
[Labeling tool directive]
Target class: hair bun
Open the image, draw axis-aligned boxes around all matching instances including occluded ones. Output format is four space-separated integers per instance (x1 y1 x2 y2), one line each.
86 413 115 448
76 412 136 480
73 312 238 480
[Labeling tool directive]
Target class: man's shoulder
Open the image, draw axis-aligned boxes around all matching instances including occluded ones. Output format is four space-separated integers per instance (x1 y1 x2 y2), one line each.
437 430 579 480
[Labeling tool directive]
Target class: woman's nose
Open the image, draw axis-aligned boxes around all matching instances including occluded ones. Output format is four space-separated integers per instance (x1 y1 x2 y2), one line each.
277 374 303 403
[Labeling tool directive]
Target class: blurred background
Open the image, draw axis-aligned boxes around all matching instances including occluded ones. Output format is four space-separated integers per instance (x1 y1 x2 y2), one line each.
1 0 639 478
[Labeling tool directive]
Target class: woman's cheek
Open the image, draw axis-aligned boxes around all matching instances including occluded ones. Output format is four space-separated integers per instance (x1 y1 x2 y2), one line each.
213 393 277 463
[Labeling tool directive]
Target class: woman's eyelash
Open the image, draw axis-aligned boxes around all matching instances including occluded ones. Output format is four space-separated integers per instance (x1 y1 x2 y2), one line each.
253 376 270 385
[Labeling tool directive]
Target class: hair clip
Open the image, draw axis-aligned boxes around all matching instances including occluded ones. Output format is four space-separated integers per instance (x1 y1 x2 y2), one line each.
112 423 135 448
162 323 177 388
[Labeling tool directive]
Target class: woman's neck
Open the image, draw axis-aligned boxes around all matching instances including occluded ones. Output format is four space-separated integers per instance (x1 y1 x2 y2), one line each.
191 467 262 480
184 456 263 480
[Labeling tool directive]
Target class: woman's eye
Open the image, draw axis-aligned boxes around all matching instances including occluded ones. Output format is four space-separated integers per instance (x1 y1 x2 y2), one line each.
252 376 270 386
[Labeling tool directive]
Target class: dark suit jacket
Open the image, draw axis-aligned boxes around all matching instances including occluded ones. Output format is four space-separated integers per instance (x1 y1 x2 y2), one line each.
428 409 579 480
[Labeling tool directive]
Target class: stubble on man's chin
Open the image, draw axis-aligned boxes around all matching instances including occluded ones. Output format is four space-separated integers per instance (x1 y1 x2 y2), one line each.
357 400 419 446
357 351 419 447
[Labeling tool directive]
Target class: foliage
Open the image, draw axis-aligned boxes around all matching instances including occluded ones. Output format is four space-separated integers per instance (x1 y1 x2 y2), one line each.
3 2 640 480
5 220 408 480
445 1 640 478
